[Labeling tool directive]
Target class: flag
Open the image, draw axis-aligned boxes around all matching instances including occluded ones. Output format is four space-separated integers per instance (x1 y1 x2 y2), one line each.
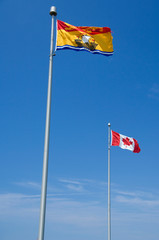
56 20 113 56
111 130 141 153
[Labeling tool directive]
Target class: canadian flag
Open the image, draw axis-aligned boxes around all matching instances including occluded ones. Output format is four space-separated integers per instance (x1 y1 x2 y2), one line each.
111 130 141 153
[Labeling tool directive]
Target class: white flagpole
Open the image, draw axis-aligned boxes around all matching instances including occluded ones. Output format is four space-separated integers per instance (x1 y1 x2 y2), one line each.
38 6 57 240
108 123 111 240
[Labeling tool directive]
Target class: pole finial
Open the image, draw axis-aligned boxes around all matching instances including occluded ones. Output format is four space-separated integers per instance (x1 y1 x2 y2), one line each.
50 6 57 16
108 123 111 127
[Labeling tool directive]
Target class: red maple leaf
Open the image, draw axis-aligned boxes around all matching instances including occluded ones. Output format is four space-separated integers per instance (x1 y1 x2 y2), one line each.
122 137 133 146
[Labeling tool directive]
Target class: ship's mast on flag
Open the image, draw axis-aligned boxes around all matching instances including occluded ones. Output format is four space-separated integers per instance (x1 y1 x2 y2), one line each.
38 6 57 240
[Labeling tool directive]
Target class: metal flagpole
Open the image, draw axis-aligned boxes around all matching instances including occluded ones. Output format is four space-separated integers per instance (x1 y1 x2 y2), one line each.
108 123 111 240
38 6 57 240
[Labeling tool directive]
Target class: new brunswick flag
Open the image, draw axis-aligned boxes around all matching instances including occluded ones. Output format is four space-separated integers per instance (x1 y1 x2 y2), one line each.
56 20 114 56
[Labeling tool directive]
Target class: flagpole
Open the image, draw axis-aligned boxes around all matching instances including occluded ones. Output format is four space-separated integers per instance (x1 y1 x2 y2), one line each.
108 123 111 240
38 6 57 240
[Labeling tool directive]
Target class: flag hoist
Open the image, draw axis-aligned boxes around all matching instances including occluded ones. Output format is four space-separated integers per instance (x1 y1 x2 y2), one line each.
38 6 57 240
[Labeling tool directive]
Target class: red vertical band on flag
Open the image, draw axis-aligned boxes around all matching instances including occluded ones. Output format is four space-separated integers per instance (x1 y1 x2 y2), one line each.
111 130 120 146
133 138 141 153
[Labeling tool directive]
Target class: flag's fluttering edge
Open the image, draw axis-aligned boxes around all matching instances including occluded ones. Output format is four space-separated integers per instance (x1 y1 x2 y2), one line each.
111 130 141 153
56 20 114 56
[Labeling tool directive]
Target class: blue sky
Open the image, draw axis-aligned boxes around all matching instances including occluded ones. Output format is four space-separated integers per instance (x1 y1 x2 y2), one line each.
0 0 159 240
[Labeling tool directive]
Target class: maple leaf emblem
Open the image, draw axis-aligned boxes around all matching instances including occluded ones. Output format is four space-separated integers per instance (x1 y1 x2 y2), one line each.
122 137 133 146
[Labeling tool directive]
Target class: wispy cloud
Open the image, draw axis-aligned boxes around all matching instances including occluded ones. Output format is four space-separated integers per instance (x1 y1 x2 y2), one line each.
58 177 107 194
1 179 159 240
1 187 159 228
114 188 159 208
0 193 40 219
148 83 159 100
58 179 82 185
150 84 159 93
13 179 159 210
14 181 56 192
66 184 84 192
0 178 108 226
13 178 107 197
14 181 41 190
0 192 106 228
114 189 153 198
1 178 159 240
58 178 86 192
